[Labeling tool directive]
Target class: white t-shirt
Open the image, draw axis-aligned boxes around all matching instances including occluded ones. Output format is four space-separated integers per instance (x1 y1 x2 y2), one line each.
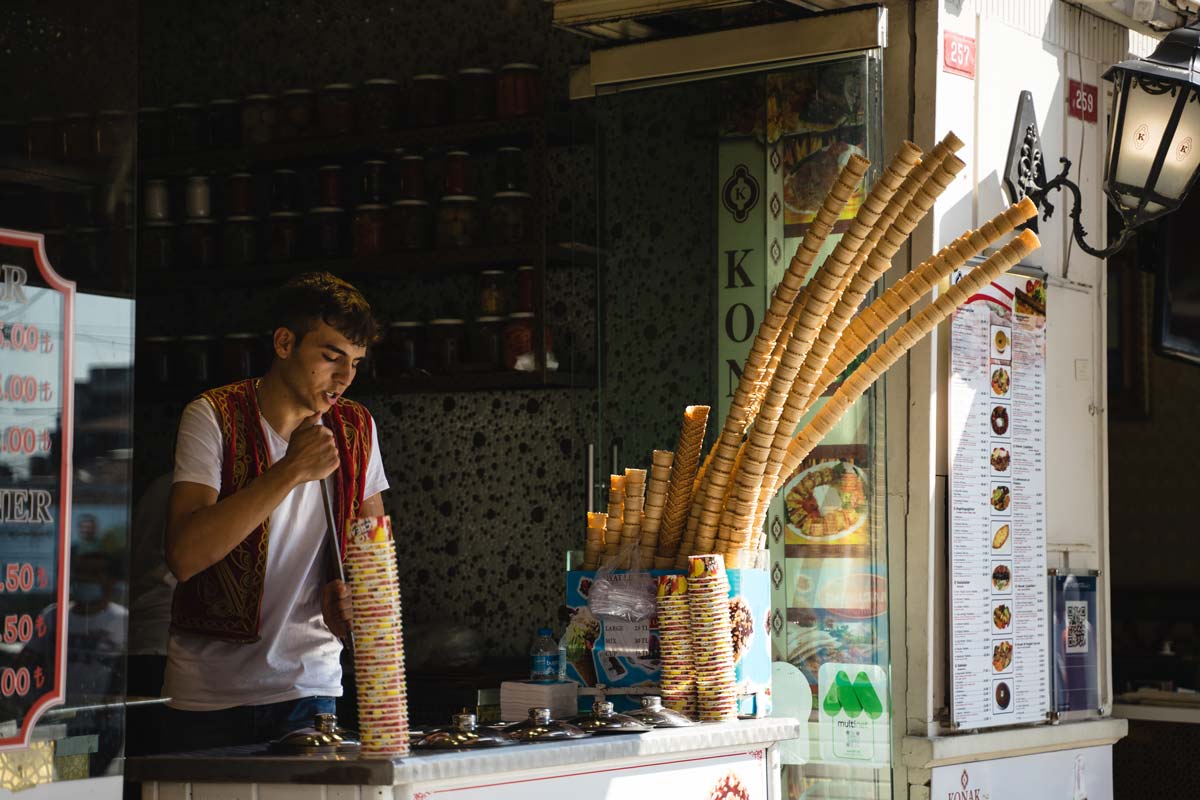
164 399 389 711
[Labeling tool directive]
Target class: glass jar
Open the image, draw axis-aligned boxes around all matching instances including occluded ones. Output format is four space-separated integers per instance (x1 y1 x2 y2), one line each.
435 195 480 249
61 113 94 162
497 64 542 118
26 117 56 161
222 216 259 267
514 265 535 312
270 169 301 212
409 74 451 127
141 336 174 388
207 99 240 149
455 68 496 122
143 179 170 221
360 160 387 204
396 154 426 200
180 335 217 388
495 146 526 191
307 207 346 259
267 211 303 262
278 89 317 140
478 270 507 316
488 191 533 244
352 204 388 257
241 94 277 145
385 321 423 372
360 78 401 132
221 333 260 382
138 108 167 159
167 103 205 153
427 318 466 372
389 199 432 251
318 83 356 136
180 218 219 269
185 176 212 219
139 222 175 271
442 150 472 196
227 172 255 216
95 110 132 161
472 316 505 370
317 165 344 207
503 312 536 370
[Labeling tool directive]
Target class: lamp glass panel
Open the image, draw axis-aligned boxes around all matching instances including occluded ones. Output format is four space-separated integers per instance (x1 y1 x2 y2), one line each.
1113 78 1180 203
1152 90 1200 201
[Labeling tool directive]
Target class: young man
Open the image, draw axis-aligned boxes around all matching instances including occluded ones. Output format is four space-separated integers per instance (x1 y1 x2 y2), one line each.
161 272 388 751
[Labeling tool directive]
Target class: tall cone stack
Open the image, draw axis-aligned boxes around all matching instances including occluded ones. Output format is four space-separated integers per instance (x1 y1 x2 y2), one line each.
674 461 709 569
780 229 1040 480
641 451 673 566
656 406 709 567
582 511 607 570
604 475 625 561
691 154 871 551
717 142 923 557
619 468 647 566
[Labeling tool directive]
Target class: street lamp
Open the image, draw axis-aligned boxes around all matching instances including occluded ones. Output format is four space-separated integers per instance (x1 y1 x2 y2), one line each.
1005 21 1200 258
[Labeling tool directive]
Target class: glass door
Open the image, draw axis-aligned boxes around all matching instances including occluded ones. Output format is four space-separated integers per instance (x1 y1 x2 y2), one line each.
592 51 893 799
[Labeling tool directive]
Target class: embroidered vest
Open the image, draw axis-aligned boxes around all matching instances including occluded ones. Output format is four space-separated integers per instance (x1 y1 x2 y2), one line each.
170 379 373 643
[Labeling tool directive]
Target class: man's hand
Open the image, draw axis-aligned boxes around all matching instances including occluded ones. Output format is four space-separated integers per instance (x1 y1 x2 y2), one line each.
282 413 340 484
321 580 353 639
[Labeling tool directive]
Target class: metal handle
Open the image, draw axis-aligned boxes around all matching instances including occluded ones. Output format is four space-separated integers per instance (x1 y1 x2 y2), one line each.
610 438 621 479
586 443 595 513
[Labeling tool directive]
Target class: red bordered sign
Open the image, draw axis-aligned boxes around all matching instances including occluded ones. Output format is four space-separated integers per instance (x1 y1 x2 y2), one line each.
943 31 977 79
0 228 75 751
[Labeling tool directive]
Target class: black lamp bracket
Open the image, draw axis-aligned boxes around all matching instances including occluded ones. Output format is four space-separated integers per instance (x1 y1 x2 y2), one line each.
1028 157 1134 259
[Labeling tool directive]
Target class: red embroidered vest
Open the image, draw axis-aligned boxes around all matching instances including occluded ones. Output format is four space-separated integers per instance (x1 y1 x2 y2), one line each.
170 379 373 643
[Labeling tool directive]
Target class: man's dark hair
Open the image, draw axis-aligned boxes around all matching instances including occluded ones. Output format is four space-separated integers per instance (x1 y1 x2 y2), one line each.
273 272 381 347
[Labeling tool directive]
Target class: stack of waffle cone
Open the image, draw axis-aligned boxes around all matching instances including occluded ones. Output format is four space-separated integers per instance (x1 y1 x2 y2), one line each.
657 406 709 567
640 451 673 566
619 468 647 567
582 512 607 570
345 516 409 756
657 574 695 716
688 554 737 722
604 475 625 562
673 460 709 569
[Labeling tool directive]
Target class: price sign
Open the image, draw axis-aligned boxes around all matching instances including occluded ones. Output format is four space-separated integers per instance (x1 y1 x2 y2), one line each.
1068 79 1098 123
0 229 74 751
943 31 976 79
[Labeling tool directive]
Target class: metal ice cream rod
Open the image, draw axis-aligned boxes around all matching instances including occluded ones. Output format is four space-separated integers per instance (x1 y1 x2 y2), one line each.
319 476 345 584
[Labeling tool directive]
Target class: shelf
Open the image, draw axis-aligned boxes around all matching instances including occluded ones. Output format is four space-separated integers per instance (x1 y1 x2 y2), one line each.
0 155 110 192
140 113 580 177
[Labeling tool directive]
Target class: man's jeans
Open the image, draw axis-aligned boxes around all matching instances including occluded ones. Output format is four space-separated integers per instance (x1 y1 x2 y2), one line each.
160 695 336 752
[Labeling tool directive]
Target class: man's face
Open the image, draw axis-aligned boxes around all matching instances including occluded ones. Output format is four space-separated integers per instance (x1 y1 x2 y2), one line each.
275 319 368 414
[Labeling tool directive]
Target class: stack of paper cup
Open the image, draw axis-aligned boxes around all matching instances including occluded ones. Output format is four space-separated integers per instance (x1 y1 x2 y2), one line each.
687 554 738 722
345 516 410 756
656 574 695 716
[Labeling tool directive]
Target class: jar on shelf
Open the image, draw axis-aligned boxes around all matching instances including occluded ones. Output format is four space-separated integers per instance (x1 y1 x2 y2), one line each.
409 74 451 127
389 199 432 251
278 89 317 140
241 94 277 145
503 311 542 370
270 169 301 212
317 165 344 208
318 83 357 136
352 204 388 257
141 336 174 388
222 216 259 267
26 117 56 161
61 113 94 162
478 269 507 316
267 211 303 262
143 179 170 221
385 321 423 372
207 99 240 149
488 191 533 244
137 108 167 159
167 103 205 153
396 154 426 200
95 110 132 161
442 150 472 196
427 318 466 372
221 333 261 382
497 64 542 118
227 172 255 216
359 160 387 205
180 335 217 388
514 264 535 312
472 316 505 370
180 218 219 269
139 222 175 270
435 195 480 249
360 78 401 132
455 68 496 122
495 146 526 191
185 176 213 219
307 206 346 259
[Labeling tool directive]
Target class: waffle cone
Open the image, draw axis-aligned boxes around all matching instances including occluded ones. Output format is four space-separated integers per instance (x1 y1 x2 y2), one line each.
658 406 710 558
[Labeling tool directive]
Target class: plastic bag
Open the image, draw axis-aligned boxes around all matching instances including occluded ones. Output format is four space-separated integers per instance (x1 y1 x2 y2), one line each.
587 542 656 656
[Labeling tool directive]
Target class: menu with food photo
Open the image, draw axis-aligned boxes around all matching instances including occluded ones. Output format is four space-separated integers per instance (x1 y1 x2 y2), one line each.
948 268 1049 729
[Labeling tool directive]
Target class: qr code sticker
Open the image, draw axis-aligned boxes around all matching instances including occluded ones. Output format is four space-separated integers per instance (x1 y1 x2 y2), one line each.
1066 600 1089 654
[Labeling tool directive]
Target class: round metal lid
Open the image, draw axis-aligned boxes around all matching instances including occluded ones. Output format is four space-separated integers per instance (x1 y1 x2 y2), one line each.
626 696 696 728
414 713 519 750
503 707 590 742
567 701 652 735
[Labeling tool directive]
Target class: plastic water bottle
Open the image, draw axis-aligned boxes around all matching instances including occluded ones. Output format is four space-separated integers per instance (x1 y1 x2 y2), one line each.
530 627 558 682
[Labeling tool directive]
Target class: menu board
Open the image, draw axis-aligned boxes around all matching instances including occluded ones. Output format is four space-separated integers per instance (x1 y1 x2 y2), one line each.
0 230 74 750
948 268 1048 729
